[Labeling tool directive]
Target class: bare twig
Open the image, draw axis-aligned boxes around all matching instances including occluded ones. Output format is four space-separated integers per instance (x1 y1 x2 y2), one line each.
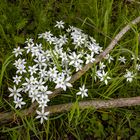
46 96 140 113
1 16 140 124
1 96 140 124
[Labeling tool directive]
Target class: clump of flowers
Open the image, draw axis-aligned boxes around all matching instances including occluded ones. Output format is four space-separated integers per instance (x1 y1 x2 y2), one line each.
8 20 139 123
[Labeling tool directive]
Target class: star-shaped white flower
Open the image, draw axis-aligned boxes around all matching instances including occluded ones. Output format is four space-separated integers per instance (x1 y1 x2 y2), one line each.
8 85 22 100
69 52 83 66
55 76 72 91
118 56 126 64
28 65 38 75
14 97 26 109
85 53 95 64
24 43 34 53
29 87 40 102
99 62 106 70
98 70 111 85
55 20 65 29
12 46 24 57
104 54 114 63
76 85 88 98
13 75 22 85
16 65 26 74
36 110 49 124
13 58 26 68
124 70 136 82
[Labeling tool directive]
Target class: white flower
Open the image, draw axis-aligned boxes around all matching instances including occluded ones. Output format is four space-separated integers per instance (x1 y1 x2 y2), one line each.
73 34 86 47
47 67 58 80
28 65 38 75
38 31 53 40
62 67 72 77
66 27 71 33
13 58 26 68
75 62 83 72
104 54 114 63
36 110 49 124
25 38 34 44
85 53 95 64
24 43 34 53
31 46 41 57
98 70 111 85
39 94 50 103
76 85 88 98
124 70 135 82
136 64 140 71
46 36 55 44
38 99 48 109
13 75 22 85
88 43 101 55
131 55 140 61
55 75 72 91
40 86 52 95
29 76 38 85
22 77 33 92
118 56 126 64
14 97 26 109
16 65 26 74
29 86 40 102
63 76 72 90
34 55 47 68
8 85 22 100
95 69 102 81
55 20 65 29
70 29 87 48
35 43 42 52
55 34 68 47
39 67 47 78
69 52 83 66
29 92 40 102
99 62 106 70
54 76 66 90
36 78 45 90
12 46 24 57
60 52 69 66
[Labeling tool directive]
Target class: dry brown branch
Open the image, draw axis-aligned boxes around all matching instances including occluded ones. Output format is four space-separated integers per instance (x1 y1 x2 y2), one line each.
1 96 140 124
46 96 140 113
1 16 140 124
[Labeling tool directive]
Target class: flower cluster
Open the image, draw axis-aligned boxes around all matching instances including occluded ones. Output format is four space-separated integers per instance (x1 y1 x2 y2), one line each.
8 20 139 123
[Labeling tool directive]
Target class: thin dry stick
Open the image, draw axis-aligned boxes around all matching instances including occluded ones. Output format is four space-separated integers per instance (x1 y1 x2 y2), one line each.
1 96 140 124
1 16 140 124
46 96 140 114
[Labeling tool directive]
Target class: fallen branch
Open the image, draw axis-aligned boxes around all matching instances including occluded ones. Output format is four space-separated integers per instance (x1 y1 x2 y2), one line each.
1 16 140 124
47 96 140 113
1 96 140 124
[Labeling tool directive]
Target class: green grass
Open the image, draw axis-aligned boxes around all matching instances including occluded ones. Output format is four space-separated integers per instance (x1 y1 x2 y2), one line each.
0 0 140 139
